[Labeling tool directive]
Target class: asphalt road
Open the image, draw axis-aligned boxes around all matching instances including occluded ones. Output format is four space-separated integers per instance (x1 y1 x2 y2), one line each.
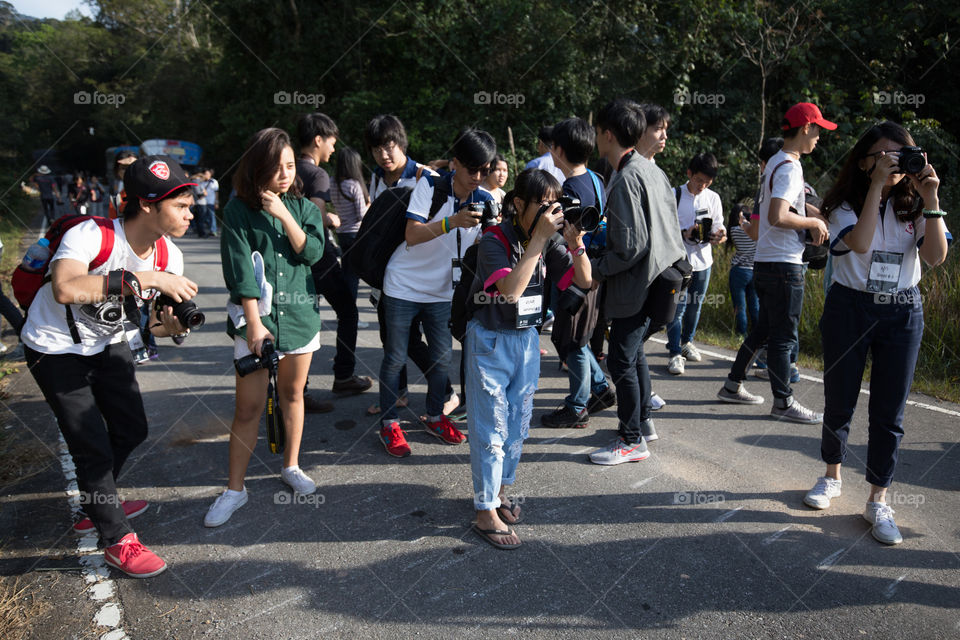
4 233 959 639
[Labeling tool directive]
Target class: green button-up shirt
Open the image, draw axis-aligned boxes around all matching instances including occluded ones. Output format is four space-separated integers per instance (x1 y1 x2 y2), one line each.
220 194 325 352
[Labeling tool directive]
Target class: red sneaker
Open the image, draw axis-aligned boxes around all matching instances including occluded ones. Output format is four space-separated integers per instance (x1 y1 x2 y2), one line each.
380 422 411 457
424 415 466 445
103 533 167 578
73 499 149 534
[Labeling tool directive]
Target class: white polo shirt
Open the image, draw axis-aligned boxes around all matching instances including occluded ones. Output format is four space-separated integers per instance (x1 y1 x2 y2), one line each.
676 183 724 271
755 150 806 264
829 200 951 293
382 173 489 303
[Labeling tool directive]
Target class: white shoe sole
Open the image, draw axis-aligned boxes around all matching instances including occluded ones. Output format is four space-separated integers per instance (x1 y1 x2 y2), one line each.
716 391 764 405
204 493 249 527
771 410 822 425
589 451 651 466
803 495 831 510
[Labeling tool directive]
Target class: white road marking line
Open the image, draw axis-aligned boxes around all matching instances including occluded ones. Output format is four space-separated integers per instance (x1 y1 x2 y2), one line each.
763 525 793 545
885 574 907 599
817 548 845 570
716 506 743 522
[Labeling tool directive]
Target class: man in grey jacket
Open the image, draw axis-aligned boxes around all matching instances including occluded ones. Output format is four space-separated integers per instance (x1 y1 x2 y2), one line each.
588 98 685 466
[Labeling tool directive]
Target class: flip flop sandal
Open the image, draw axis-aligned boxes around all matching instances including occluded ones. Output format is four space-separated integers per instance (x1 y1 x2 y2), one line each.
497 498 523 524
471 523 521 550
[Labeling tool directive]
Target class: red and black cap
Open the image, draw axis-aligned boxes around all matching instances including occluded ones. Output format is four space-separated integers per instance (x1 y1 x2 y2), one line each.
124 155 196 202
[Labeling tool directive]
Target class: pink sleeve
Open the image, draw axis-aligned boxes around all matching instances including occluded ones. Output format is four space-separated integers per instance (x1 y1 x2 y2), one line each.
556 266 575 291
484 268 512 292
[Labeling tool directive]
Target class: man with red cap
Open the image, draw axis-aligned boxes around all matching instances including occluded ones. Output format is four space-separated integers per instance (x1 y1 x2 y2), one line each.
717 103 835 424
21 155 199 578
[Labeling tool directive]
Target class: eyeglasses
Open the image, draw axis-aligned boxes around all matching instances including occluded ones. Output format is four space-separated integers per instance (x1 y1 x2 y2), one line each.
372 141 398 155
462 165 491 177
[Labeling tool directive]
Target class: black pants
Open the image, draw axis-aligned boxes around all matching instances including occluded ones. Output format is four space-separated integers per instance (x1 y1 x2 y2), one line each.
608 309 653 443
312 244 359 380
25 343 148 545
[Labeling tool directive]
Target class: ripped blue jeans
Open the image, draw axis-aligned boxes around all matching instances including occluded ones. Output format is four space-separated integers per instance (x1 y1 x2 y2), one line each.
465 319 540 511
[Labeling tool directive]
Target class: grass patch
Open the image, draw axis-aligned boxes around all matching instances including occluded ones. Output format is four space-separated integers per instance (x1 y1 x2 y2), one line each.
694 243 960 403
0 575 48 640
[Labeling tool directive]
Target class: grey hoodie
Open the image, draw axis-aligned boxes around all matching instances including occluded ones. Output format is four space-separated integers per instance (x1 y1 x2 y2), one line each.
592 151 685 319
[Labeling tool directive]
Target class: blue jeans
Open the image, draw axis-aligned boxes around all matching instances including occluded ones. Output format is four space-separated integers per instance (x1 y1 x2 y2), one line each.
380 294 452 421
728 262 805 400
465 320 539 510
820 285 923 487
607 309 653 443
666 267 711 355
728 265 759 337
204 205 217 235
565 344 608 413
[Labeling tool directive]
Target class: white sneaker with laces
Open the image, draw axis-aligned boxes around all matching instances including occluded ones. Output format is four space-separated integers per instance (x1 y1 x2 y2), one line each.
588 438 650 466
863 502 903 545
681 342 702 362
650 393 666 411
668 354 685 375
803 476 842 509
204 488 248 527
281 465 317 495
771 400 823 425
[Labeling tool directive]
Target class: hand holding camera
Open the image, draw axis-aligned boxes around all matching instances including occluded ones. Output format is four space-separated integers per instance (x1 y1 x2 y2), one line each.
688 217 713 244
534 203 564 241
236 337 280 377
150 271 198 304
453 203 483 229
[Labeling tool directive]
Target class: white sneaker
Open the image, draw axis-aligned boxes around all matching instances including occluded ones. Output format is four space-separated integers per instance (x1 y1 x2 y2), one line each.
588 438 650 466
668 354 685 375
281 465 317 495
716 382 764 405
204 488 248 527
771 400 823 425
803 476 842 509
863 502 903 545
681 342 702 362
650 393 666 411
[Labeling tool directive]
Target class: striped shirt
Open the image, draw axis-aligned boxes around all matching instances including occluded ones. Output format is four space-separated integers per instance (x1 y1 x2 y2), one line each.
728 225 756 268
330 178 368 234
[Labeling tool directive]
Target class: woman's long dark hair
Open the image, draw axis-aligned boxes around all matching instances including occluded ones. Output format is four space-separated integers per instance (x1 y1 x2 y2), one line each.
501 168 562 222
335 146 369 204
821 121 921 223
233 128 302 211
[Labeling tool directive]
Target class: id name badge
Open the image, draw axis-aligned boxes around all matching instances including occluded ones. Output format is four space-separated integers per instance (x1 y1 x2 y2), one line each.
516 294 542 328
866 251 904 294
451 257 462 290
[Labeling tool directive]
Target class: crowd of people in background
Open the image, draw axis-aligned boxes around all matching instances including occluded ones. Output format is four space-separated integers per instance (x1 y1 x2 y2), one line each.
14 98 951 576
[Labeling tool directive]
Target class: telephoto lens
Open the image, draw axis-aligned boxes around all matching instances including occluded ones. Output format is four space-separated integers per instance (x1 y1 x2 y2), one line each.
557 196 600 234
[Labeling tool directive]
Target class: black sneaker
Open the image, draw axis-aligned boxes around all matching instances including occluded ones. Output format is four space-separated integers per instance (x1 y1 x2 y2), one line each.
540 405 589 428
303 392 334 413
587 386 617 415
331 375 373 396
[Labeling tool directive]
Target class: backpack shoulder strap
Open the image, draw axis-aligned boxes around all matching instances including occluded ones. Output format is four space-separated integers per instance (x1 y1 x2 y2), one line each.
768 159 793 192
586 169 604 215
483 226 512 257
89 217 116 269
675 186 682 207
428 175 450 219
154 236 169 271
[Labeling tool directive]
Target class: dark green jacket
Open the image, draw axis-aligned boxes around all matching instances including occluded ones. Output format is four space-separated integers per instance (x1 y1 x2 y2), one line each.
220 194 325 351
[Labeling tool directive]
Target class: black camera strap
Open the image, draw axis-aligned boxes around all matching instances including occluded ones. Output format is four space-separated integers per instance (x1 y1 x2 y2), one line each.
266 366 285 454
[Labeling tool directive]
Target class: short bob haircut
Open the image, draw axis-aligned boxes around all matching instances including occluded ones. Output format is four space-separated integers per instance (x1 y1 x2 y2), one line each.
501 168 563 222
688 152 719 179
597 99 646 149
233 127 302 211
451 128 497 170
552 117 596 166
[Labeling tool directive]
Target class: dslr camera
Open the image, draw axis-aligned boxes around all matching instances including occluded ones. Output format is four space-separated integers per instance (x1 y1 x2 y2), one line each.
468 200 501 230
896 145 926 175
155 293 205 329
689 216 713 244
556 196 600 234
235 338 280 377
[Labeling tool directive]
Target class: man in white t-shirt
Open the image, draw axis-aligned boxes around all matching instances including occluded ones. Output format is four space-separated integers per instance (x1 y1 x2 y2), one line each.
666 153 726 375
718 103 834 424
22 156 198 579
377 129 495 458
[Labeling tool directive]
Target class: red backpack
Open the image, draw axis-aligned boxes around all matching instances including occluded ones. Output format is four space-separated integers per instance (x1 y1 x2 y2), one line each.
11 215 169 310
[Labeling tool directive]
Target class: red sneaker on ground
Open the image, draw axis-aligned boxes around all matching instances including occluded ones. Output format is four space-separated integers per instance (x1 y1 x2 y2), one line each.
103 533 167 578
73 499 149 534
424 415 467 445
380 422 411 457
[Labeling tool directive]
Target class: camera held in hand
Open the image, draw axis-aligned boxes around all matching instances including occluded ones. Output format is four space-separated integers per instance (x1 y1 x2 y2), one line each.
235 338 280 377
556 196 600 234
469 200 501 230
896 145 926 175
155 293 205 329
689 217 713 244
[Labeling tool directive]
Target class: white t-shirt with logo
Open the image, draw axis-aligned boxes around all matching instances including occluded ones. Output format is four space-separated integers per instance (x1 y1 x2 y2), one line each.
21 219 184 356
676 184 724 271
382 174 487 304
755 150 807 264
829 200 949 292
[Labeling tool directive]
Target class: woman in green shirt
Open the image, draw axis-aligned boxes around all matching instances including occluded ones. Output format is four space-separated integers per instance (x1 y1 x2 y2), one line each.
204 128 326 527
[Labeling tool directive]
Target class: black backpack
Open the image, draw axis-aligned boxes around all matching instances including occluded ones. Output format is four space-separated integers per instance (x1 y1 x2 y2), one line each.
348 175 449 289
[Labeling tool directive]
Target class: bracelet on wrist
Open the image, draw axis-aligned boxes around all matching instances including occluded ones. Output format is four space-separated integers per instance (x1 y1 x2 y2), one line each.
922 209 946 219
440 217 449 234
